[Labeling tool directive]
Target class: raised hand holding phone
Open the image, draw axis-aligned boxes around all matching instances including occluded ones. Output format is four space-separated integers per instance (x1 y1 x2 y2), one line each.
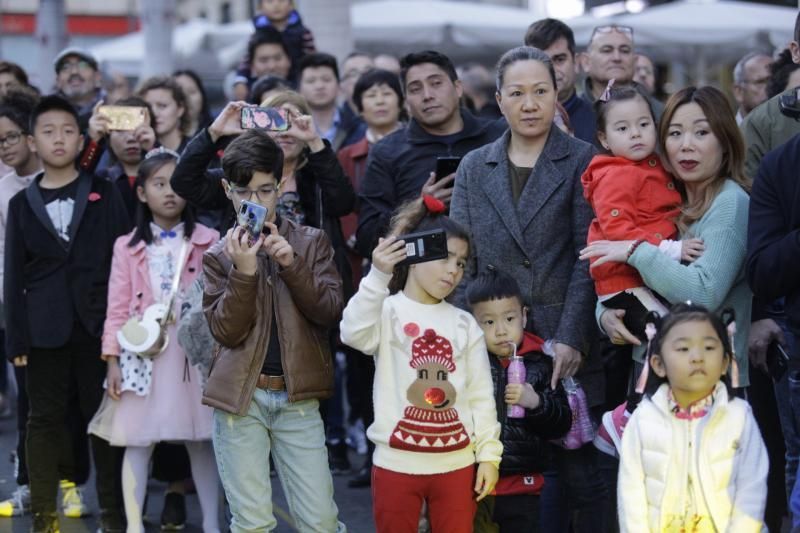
421 171 455 206
262 222 295 268
209 101 247 142
88 100 111 142
283 107 325 152
225 227 264 276
133 116 157 152
371 236 407 275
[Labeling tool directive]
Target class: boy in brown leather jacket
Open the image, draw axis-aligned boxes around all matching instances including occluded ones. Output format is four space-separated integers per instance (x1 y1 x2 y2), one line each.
200 120 346 532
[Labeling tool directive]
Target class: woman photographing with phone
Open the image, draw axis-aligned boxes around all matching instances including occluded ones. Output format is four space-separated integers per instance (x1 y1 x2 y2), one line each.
82 97 157 218
170 95 355 294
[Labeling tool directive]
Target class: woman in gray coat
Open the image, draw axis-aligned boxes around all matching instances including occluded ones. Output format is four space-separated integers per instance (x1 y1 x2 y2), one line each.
451 47 596 390
450 46 605 532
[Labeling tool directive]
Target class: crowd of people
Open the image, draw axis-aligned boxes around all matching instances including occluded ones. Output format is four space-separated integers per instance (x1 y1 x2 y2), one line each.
1 0 800 531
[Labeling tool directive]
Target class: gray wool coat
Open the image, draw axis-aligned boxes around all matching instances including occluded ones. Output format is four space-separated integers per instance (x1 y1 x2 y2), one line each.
451 126 603 401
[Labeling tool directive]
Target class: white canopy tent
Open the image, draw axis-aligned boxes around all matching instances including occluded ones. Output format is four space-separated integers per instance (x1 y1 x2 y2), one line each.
90 19 221 78
350 0 549 60
609 0 794 51
88 0 797 89
587 0 798 86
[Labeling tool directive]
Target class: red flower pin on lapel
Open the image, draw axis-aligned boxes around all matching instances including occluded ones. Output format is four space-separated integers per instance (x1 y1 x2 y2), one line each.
88 192 102 202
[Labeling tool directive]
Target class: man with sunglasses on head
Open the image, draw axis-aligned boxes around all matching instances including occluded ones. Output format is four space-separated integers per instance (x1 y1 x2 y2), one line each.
53 48 105 131
580 25 663 119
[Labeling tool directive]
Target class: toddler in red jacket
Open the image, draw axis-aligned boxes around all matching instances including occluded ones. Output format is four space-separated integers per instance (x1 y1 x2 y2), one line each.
581 82 703 339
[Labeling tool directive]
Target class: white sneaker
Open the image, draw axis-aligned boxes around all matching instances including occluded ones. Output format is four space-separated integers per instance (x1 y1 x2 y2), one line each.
0 485 30 516
60 480 89 518
346 419 368 455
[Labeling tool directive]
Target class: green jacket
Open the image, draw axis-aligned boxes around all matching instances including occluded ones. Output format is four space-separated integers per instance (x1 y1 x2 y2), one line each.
742 87 800 180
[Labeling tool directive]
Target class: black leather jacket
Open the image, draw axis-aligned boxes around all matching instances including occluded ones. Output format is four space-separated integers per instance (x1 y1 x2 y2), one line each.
489 333 573 476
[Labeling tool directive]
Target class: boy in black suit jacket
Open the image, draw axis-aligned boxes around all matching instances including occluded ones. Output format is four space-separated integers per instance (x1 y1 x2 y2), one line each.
4 96 130 533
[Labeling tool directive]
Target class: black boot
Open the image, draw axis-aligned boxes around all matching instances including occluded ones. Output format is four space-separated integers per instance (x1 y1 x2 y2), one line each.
160 492 186 530
347 455 372 488
327 440 351 475
31 512 59 533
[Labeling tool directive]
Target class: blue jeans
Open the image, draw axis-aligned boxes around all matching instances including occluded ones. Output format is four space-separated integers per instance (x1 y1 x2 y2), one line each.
773 327 799 502
540 445 608 533
213 389 345 533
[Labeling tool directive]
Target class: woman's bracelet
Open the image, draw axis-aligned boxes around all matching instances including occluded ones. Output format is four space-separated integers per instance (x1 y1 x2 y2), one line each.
626 239 645 261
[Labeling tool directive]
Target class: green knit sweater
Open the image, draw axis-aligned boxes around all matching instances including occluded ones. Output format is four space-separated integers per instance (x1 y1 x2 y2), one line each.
598 179 752 386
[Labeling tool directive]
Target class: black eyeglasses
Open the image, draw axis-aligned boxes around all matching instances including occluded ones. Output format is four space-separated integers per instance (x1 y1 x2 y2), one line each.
230 185 278 202
590 25 634 42
0 131 23 148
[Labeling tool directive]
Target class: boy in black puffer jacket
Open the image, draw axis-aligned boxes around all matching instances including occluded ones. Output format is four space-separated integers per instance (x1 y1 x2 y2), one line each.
467 268 572 532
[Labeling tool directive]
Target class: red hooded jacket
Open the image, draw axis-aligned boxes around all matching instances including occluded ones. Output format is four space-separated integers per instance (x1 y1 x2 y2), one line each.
581 154 682 295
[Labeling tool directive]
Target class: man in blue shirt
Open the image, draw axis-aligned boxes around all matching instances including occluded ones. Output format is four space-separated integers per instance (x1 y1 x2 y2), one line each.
524 18 596 144
298 53 365 150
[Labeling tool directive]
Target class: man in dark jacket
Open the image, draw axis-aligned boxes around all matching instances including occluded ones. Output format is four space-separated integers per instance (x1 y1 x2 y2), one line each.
525 18 596 144
355 50 505 257
742 12 800 180
747 132 800 514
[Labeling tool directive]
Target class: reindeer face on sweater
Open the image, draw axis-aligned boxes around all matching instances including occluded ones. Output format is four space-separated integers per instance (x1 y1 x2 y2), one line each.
407 361 457 410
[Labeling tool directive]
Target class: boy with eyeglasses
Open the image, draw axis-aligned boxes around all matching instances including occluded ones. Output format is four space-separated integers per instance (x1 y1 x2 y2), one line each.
0 87 41 518
201 126 346 531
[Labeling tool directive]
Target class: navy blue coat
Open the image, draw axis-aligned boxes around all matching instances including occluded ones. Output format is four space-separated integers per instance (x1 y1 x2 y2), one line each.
355 111 505 257
4 173 130 359
747 133 800 338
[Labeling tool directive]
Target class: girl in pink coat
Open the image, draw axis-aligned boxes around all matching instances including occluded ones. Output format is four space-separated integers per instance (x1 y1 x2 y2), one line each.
90 149 220 533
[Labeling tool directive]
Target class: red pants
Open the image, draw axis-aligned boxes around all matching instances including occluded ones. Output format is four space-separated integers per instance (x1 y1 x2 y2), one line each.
372 464 476 533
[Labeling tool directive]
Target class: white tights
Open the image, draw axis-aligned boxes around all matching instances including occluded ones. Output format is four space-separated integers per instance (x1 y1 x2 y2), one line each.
122 441 220 533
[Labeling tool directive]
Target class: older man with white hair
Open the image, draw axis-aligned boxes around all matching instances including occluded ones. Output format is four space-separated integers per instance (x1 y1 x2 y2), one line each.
733 52 772 124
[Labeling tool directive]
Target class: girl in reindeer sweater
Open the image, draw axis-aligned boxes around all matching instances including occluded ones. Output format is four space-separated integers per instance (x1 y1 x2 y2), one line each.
340 196 502 532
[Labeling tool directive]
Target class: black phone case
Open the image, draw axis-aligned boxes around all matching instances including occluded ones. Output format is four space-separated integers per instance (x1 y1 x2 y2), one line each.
767 341 789 382
435 157 462 182
396 229 448 266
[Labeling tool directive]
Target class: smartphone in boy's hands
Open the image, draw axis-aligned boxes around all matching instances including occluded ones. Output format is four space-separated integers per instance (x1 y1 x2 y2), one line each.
395 228 448 266
236 200 269 247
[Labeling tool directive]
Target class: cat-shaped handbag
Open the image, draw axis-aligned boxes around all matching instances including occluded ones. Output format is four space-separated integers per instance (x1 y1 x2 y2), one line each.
117 240 189 359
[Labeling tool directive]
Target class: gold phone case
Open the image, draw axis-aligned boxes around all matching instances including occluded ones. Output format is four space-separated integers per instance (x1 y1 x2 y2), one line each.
98 106 147 130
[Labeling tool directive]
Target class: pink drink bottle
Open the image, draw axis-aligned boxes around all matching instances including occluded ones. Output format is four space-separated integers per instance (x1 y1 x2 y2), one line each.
506 342 526 418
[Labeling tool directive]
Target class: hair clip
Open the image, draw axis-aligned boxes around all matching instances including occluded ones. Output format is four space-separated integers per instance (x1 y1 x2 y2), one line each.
422 194 446 214
719 308 739 388
599 78 616 102
145 146 180 161
635 311 661 394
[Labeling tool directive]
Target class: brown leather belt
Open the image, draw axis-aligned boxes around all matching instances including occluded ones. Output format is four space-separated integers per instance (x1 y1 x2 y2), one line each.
256 374 286 391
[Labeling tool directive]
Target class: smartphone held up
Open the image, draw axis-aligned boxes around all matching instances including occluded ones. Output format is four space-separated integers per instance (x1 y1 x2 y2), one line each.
240 106 290 132
396 229 448 266
435 156 461 182
97 106 147 130
237 200 269 247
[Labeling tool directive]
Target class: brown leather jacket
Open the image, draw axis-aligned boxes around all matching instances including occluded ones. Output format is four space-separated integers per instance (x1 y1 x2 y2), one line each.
201 218 341 415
